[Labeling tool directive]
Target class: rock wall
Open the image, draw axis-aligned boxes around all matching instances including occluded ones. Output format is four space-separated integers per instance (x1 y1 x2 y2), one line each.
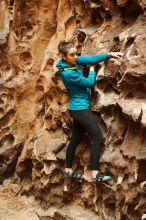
0 0 146 219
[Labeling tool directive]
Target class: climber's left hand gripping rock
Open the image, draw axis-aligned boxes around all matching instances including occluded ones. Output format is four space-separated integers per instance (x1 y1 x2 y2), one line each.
108 52 124 59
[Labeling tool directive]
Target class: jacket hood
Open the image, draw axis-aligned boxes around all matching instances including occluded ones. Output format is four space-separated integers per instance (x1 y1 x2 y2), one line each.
56 59 71 71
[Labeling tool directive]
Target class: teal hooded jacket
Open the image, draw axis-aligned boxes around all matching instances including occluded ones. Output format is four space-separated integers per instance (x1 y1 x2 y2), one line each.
56 54 109 110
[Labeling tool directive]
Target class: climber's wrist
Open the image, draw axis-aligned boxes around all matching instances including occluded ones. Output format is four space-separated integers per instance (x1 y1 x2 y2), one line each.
108 53 113 58
90 65 95 71
90 67 95 71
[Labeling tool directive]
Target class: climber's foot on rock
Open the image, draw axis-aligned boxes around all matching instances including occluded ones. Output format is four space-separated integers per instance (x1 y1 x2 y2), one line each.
91 173 112 183
64 171 84 181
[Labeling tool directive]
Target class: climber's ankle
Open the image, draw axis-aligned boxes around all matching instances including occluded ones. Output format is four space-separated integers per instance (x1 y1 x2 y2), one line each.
91 170 99 178
65 168 73 173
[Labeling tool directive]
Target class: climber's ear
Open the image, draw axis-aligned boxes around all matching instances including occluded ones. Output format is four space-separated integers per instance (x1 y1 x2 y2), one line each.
62 54 67 61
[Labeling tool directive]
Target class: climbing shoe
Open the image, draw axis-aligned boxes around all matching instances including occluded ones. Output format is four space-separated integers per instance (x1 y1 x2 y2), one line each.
64 171 83 180
91 172 112 183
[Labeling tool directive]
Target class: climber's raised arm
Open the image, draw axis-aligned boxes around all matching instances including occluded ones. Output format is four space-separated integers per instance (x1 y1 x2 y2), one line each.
77 53 109 65
77 52 124 66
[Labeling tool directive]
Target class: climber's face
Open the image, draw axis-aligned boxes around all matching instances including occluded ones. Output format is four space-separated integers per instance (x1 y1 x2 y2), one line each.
63 47 77 66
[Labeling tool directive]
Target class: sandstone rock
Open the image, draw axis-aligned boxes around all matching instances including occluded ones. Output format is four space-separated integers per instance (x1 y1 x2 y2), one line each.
0 0 146 219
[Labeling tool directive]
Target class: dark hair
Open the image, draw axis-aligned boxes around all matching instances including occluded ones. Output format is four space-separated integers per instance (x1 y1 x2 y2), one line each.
58 40 75 56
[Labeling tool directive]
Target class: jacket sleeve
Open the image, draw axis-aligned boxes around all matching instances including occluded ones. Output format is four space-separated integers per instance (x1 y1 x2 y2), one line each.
77 53 109 65
64 70 96 88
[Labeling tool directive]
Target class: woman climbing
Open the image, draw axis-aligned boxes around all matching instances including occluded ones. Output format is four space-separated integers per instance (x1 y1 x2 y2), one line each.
56 41 123 183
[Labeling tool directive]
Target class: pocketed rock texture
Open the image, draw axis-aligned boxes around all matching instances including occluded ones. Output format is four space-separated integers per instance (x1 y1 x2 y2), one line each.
0 0 146 219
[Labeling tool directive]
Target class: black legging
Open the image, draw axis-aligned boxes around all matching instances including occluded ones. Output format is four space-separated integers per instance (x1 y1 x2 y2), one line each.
66 109 103 170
